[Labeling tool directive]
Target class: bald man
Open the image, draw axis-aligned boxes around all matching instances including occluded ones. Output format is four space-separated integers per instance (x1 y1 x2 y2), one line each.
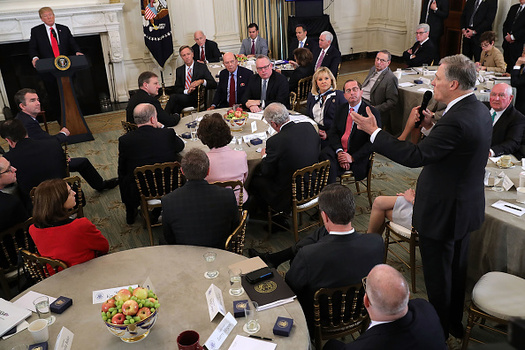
191 30 221 63
324 264 446 350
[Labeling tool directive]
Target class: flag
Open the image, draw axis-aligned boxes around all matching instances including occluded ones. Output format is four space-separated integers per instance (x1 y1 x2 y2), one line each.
141 0 173 68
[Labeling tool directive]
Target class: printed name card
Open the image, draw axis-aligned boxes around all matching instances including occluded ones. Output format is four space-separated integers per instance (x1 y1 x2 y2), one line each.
92 284 138 304
251 121 258 133
206 284 226 321
54 326 74 350
204 312 237 350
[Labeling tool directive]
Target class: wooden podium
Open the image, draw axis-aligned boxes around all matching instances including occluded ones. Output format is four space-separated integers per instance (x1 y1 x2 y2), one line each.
35 55 94 143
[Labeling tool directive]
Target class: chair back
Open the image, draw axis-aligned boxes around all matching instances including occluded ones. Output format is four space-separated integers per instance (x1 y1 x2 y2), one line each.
292 160 330 207
295 76 312 109
19 249 67 283
0 218 35 298
225 210 248 255
134 162 183 203
313 283 369 350
289 91 297 111
121 121 138 133
62 142 70 177
211 180 244 217
196 84 207 111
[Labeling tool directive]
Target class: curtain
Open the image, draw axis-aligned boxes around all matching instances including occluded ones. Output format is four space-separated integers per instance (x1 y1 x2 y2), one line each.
238 0 294 59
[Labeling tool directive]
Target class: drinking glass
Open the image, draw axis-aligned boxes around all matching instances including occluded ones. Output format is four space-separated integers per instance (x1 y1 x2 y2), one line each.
33 296 56 325
492 173 504 192
203 252 219 279
243 301 260 334
229 268 244 296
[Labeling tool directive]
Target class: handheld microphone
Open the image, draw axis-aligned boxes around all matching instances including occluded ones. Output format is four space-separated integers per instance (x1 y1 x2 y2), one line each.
415 90 433 128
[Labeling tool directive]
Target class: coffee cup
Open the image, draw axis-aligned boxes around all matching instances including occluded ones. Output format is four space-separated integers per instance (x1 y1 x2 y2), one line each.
28 319 49 343
501 155 512 168
177 330 203 350
517 187 525 204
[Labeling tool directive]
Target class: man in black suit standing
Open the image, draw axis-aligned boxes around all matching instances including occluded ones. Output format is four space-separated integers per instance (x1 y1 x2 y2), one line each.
208 52 253 109
460 0 498 62
165 45 217 115
420 0 449 58
126 72 180 127
287 24 318 61
0 156 28 231
511 47 525 116
241 55 290 112
323 264 446 350
403 24 437 67
488 83 525 158
29 7 83 121
192 31 221 63
285 184 384 331
118 103 185 224
248 102 320 214
353 54 492 344
503 0 525 73
162 148 239 248
322 80 381 184
312 31 341 78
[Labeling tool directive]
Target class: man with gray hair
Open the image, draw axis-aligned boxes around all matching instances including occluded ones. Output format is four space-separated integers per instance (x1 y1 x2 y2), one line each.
118 103 184 224
324 264 446 350
403 23 436 67
248 102 319 225
353 54 492 343
313 31 341 78
161 148 239 247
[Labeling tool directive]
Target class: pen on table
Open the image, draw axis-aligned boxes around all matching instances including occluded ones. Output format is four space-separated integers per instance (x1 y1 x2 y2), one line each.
249 335 273 341
504 204 523 211
245 141 251 147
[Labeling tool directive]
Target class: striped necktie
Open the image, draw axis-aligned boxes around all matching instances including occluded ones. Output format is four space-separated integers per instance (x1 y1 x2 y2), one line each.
185 67 192 90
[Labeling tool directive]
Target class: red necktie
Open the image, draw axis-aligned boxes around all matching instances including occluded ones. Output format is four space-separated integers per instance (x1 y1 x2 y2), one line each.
251 40 255 55
50 27 60 58
185 67 192 90
341 108 354 153
315 50 325 70
200 47 205 61
229 73 236 106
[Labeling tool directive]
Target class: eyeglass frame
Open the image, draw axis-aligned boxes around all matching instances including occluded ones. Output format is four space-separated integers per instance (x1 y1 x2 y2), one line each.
0 165 13 175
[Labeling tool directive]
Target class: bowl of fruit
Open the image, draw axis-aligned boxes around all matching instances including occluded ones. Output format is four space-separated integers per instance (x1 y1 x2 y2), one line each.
224 108 249 131
101 286 160 343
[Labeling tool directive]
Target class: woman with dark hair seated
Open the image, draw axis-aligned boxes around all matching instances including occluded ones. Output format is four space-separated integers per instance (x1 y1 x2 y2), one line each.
29 179 109 271
476 31 506 73
288 48 314 93
197 113 248 204
306 66 346 146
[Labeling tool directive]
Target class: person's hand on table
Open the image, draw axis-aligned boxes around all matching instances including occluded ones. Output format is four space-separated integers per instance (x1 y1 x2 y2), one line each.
352 106 378 135
246 100 262 113
319 129 327 140
207 106 216 111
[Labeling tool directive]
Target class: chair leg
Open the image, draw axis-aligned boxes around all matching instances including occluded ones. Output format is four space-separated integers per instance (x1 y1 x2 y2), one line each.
366 177 372 207
461 306 475 350
409 237 416 293
142 206 154 246
267 206 273 240
293 212 299 242
383 227 391 264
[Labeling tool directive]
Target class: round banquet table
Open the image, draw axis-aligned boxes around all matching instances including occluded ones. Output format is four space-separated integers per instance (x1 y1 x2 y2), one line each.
467 158 525 291
5 246 310 349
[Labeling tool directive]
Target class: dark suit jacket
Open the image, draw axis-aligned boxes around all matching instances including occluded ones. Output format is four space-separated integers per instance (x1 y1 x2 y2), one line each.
161 180 239 248
503 4 525 47
125 89 179 127
460 0 497 34
211 66 253 108
306 90 347 131
241 71 290 109
0 192 28 232
29 23 81 59
511 66 525 119
491 105 525 158
16 112 67 143
287 36 319 60
4 138 67 199
117 125 184 208
312 45 342 78
192 39 221 63
328 101 381 181
323 299 447 350
285 231 384 332
174 61 217 101
420 0 449 40
403 40 436 67
373 94 492 241
288 64 314 93
257 121 320 211
362 67 399 114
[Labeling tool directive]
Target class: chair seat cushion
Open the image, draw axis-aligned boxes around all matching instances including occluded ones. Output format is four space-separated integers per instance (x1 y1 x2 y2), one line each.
296 197 318 210
147 199 162 206
472 272 525 320
388 221 412 238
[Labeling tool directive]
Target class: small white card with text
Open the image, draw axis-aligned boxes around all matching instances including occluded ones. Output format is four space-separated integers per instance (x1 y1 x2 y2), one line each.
204 312 237 350
54 326 74 350
206 284 226 321
92 284 138 304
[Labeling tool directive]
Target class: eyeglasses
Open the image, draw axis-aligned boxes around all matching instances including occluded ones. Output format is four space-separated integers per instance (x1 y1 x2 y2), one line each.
415 31 427 35
480 42 492 48
344 87 360 93
375 57 388 63
256 63 271 71
0 165 13 175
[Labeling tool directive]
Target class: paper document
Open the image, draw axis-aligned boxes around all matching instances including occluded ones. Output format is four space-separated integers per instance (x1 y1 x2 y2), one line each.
491 200 525 216
228 335 276 350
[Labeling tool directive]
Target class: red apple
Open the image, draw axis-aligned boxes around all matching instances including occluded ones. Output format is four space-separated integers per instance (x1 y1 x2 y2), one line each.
133 287 148 300
122 300 139 316
236 107 243 112
234 111 242 118
227 109 234 115
148 297 156 303
114 289 131 302
137 307 152 320
111 313 125 324
101 298 116 312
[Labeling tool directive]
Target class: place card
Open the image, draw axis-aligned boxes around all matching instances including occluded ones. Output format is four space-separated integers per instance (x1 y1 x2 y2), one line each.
399 82 415 88
92 284 138 304
54 326 74 350
14 291 57 312
491 200 525 217
228 335 276 350
206 284 226 321
251 121 258 133
248 112 264 120
142 277 156 293
501 172 514 191
203 312 237 350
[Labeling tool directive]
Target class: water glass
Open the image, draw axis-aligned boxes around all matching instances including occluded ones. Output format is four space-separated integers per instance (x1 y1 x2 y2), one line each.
492 173 504 192
244 301 260 334
517 187 525 204
203 252 219 279
229 268 244 296
33 296 56 325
